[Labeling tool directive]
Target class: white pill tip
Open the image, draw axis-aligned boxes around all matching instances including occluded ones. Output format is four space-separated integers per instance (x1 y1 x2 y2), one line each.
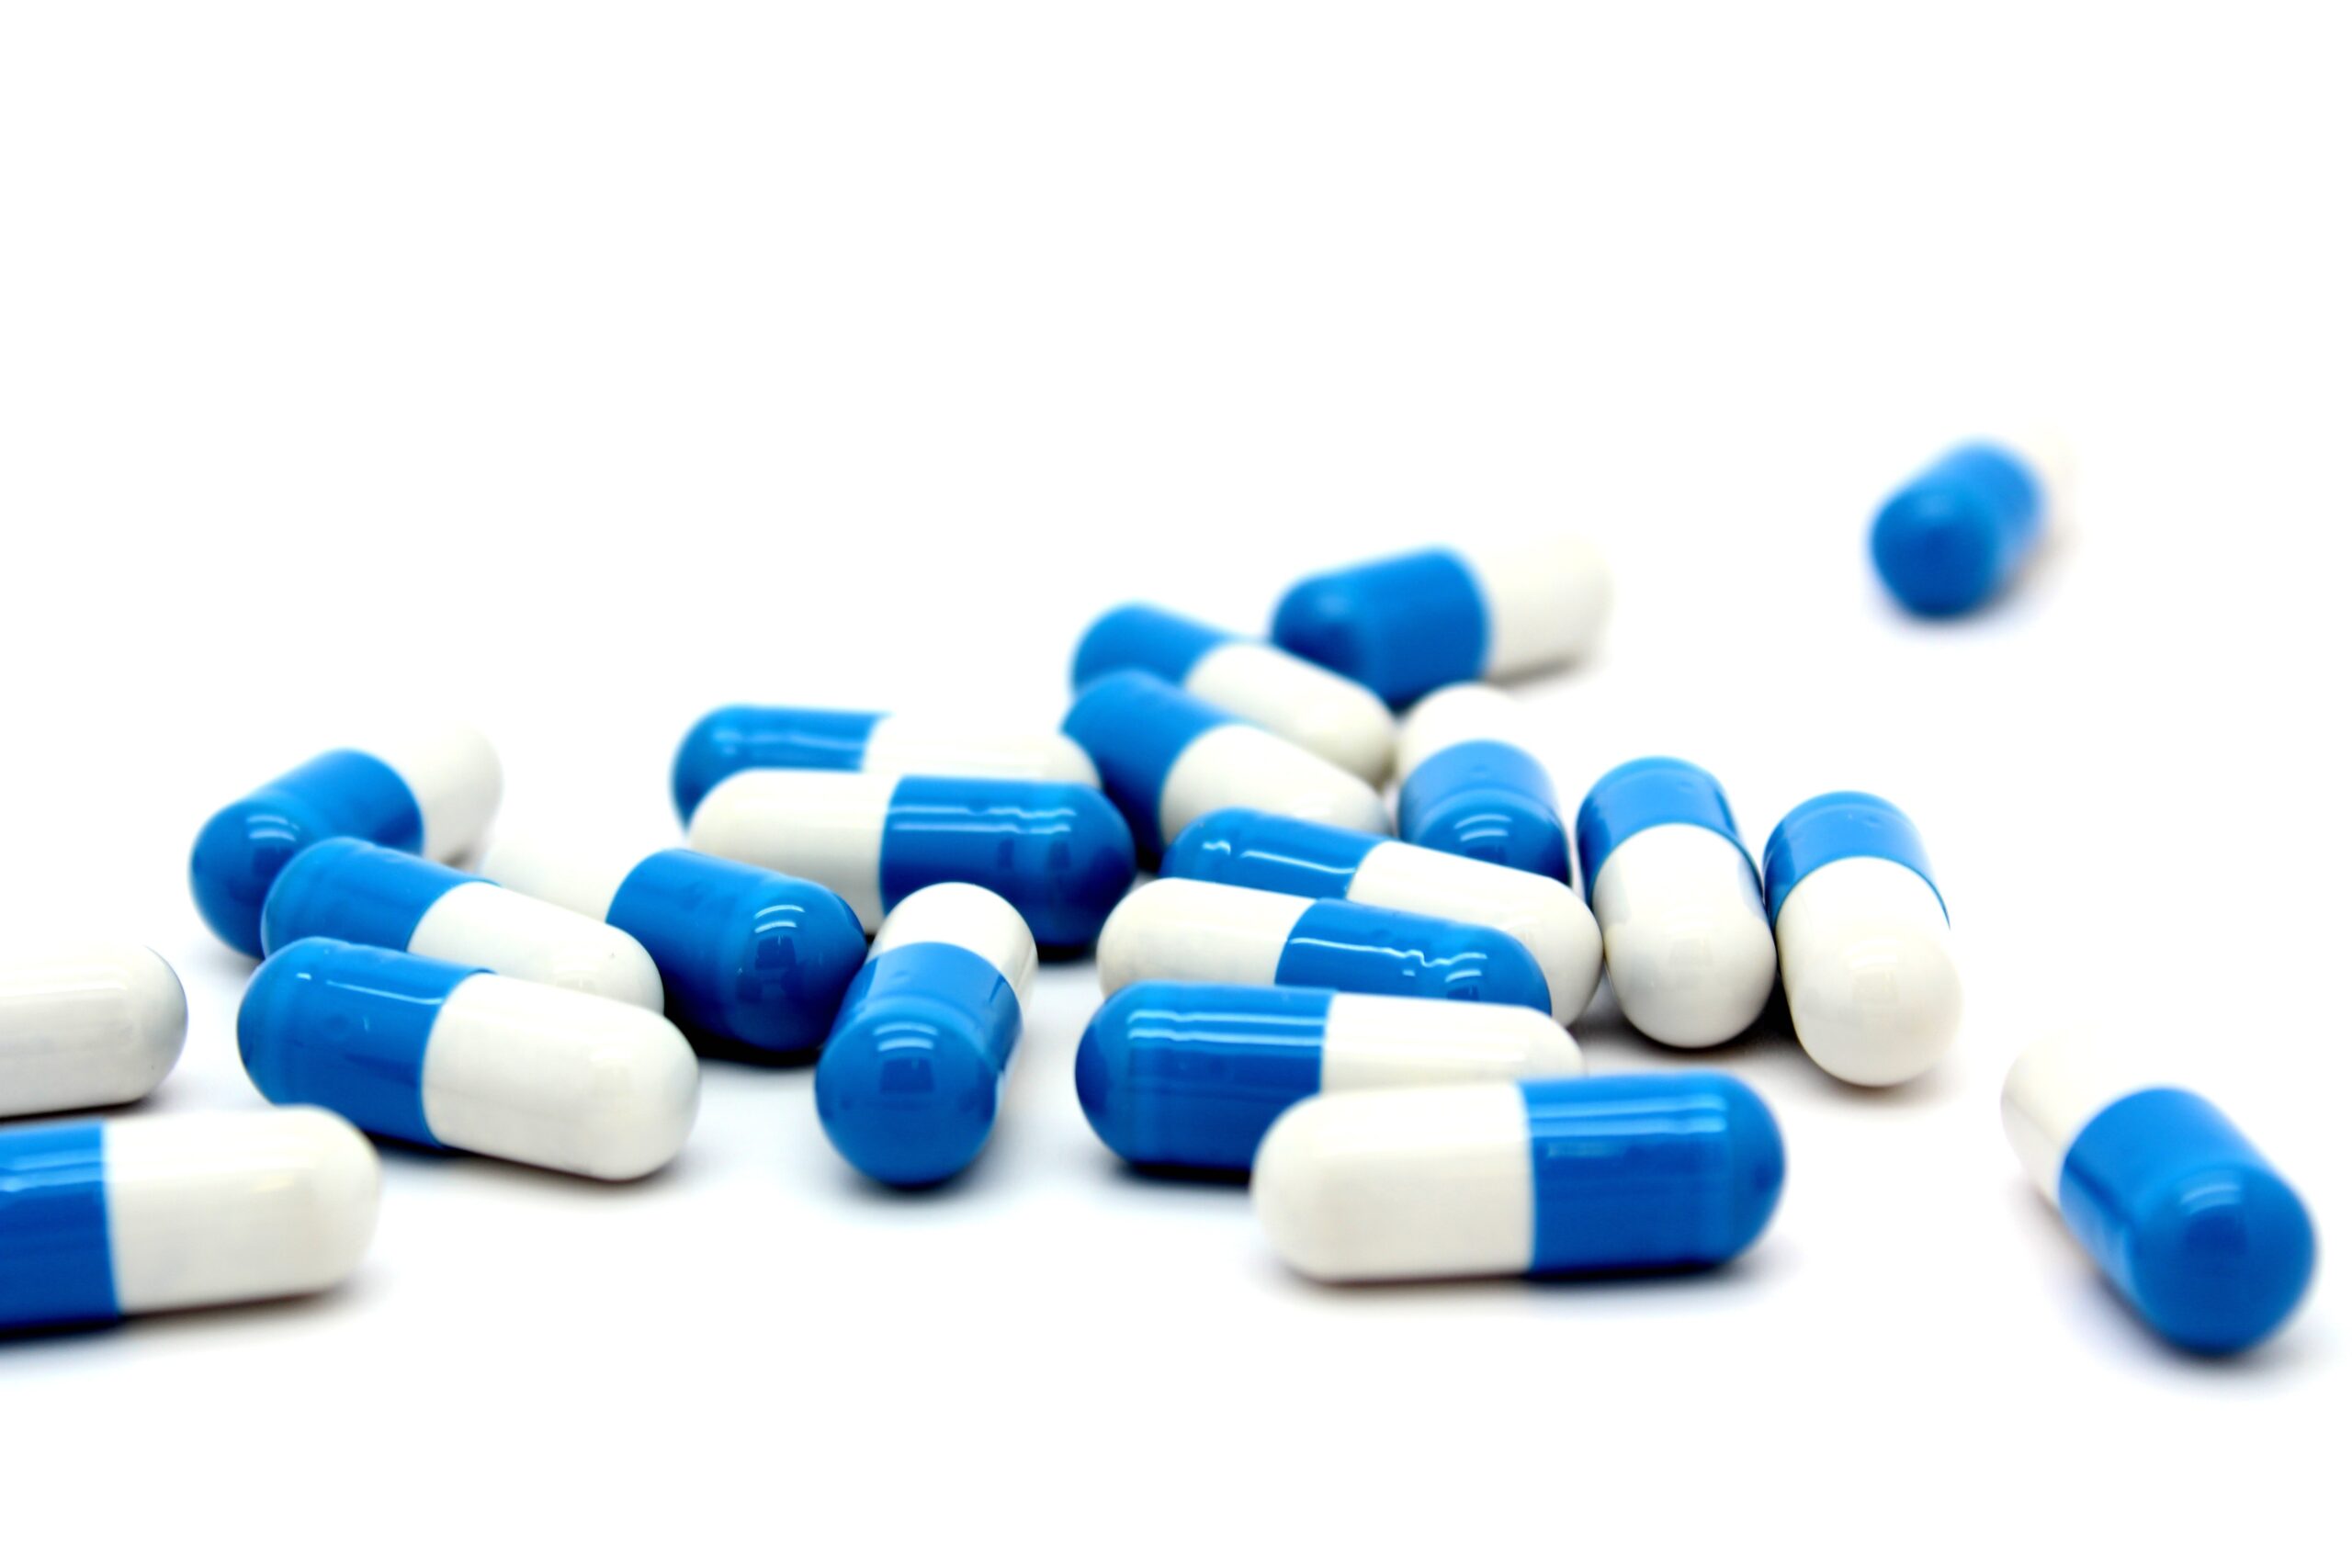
1 942 187 1119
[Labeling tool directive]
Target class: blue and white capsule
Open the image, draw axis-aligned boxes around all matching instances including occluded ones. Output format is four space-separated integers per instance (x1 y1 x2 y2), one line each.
1871 437 2063 616
685 770 1135 949
191 724 503 956
1576 758 1776 1048
1254 1072 1784 1282
477 841 868 1055
1062 671 1387 864
241 939 698 1179
1072 604 1396 783
1763 792 1959 1087
1396 683 1571 883
1271 536 1611 709
1 942 187 1120
260 838 663 1010
1096 878 1552 1012
1077 981 1581 1172
1162 808 1601 1022
815 884 1037 1189
672 705 1098 822
2003 1039 2315 1355
1 1108 379 1332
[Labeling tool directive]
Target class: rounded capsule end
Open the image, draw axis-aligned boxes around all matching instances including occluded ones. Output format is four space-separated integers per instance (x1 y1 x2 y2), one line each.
2124 1163 2316 1356
1712 1076 1788 1264
705 875 870 1054
815 999 1005 1188
192 798 334 957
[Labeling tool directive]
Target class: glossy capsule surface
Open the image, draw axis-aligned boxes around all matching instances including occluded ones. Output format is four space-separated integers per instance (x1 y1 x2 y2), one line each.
1871 441 2048 616
1 942 187 1119
672 705 1098 821
1395 683 1571 882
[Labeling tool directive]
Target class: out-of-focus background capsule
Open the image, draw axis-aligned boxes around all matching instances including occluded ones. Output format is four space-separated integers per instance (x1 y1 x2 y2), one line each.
1395 683 1572 883
1 942 187 1120
1871 438 2063 617
671 705 1097 822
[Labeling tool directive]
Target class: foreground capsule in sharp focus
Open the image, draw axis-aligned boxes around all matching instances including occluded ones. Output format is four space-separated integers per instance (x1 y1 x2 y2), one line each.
1575 758 1776 1048
1077 981 1581 1172
1396 683 1572 882
477 841 868 1055
1 1108 378 1332
1871 438 2058 617
191 724 503 956
671 705 1099 822
2003 1039 2315 1355
260 838 663 1010
686 770 1135 949
1162 808 1600 1022
1 942 187 1119
1254 1072 1784 1283
1763 792 1960 1086
240 938 698 1179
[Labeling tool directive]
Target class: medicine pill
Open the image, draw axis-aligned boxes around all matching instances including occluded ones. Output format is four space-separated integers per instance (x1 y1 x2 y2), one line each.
672 705 1097 822
1 942 187 1120
1395 683 1570 882
1871 440 2053 616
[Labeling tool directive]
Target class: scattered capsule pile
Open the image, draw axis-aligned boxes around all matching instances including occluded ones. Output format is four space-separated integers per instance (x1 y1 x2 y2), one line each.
0 439 2318 1357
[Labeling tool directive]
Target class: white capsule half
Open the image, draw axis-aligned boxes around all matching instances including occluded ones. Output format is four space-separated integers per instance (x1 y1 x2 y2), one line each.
1096 879 1310 994
1775 858 1959 1086
860 714 1101 788
0 942 187 1119
1454 536 1613 678
1394 682 1540 775
371 723 504 862
1182 644 1395 784
1318 993 1583 1090
1591 824 1777 1047
1158 725 1390 848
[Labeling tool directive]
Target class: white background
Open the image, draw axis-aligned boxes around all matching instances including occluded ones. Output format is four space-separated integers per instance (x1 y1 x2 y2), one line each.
4 4 2346 1562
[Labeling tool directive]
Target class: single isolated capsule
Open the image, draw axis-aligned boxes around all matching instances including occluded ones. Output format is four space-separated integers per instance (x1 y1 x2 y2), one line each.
1762 792 1960 1087
815 884 1037 1189
260 838 663 1010
476 841 868 1055
1062 671 1387 864
0 1108 379 1332
1254 1072 1784 1283
1575 758 1776 1048
2003 1039 2316 1355
240 938 698 1180
1077 981 1582 1172
1871 438 2059 616
1071 604 1396 784
1271 537 1611 709
1396 683 1571 882
191 724 503 956
1163 808 1600 1022
686 771 1134 949
1096 878 1552 1013
1 942 187 1119
672 705 1098 822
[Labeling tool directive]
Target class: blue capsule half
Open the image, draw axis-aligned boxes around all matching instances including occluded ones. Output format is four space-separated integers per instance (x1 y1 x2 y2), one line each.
1398 739 1570 883
1871 442 2046 617
191 750 426 958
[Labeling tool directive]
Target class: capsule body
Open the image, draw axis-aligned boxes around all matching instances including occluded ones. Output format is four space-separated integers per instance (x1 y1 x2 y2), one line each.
260 838 663 1011
191 725 503 956
0 1108 379 1331
239 938 698 1179
815 884 1037 1188
1576 759 1776 1047
1871 441 2048 616
1062 671 1387 864
1 942 187 1119
476 842 868 1055
672 705 1098 821
1255 1073 1784 1282
1763 793 1959 1086
686 771 1135 948
1096 878 1551 1012
1396 683 1570 882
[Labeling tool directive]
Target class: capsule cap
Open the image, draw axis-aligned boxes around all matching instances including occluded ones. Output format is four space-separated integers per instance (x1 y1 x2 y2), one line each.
876 777 1136 950
238 938 481 1147
1574 757 1753 895
1071 604 1231 690
1397 739 1570 883
672 706 881 822
191 750 425 956
1062 672 1230 842
1271 548 1488 707
1871 442 2044 616
0 1122 119 1328
1274 900 1550 1012
1761 791 1945 929
1075 981 1334 1169
260 838 478 955
1160 808 1375 901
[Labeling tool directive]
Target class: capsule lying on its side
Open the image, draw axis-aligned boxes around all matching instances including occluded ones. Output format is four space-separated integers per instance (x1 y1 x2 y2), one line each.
815 884 1037 1189
1 942 187 1119
1254 1072 1784 1282
686 771 1135 949
477 841 868 1055
1763 792 1960 1086
191 724 503 956
1575 758 1776 1047
1078 981 1581 1172
2003 1039 2315 1355
1871 438 2060 617
0 1108 379 1332
672 705 1098 822
1096 879 1551 1013
1396 683 1571 883
239 938 698 1180
259 838 663 1011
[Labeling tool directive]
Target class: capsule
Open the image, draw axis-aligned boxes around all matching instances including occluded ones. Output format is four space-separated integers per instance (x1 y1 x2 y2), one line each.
1162 808 1600 1022
1071 604 1396 784
1 942 187 1119
1396 683 1570 882
2003 1039 2315 1354
672 705 1098 822
1254 1072 1784 1282
1078 981 1581 1172
1062 671 1386 864
1270 537 1611 709
685 771 1135 949
239 938 698 1180
260 838 663 1010
815 884 1036 1188
191 724 503 956
475 841 868 1055
1 1108 379 1332
1096 878 1551 1012
1871 439 2056 616
1762 792 1960 1086
1575 758 1776 1047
